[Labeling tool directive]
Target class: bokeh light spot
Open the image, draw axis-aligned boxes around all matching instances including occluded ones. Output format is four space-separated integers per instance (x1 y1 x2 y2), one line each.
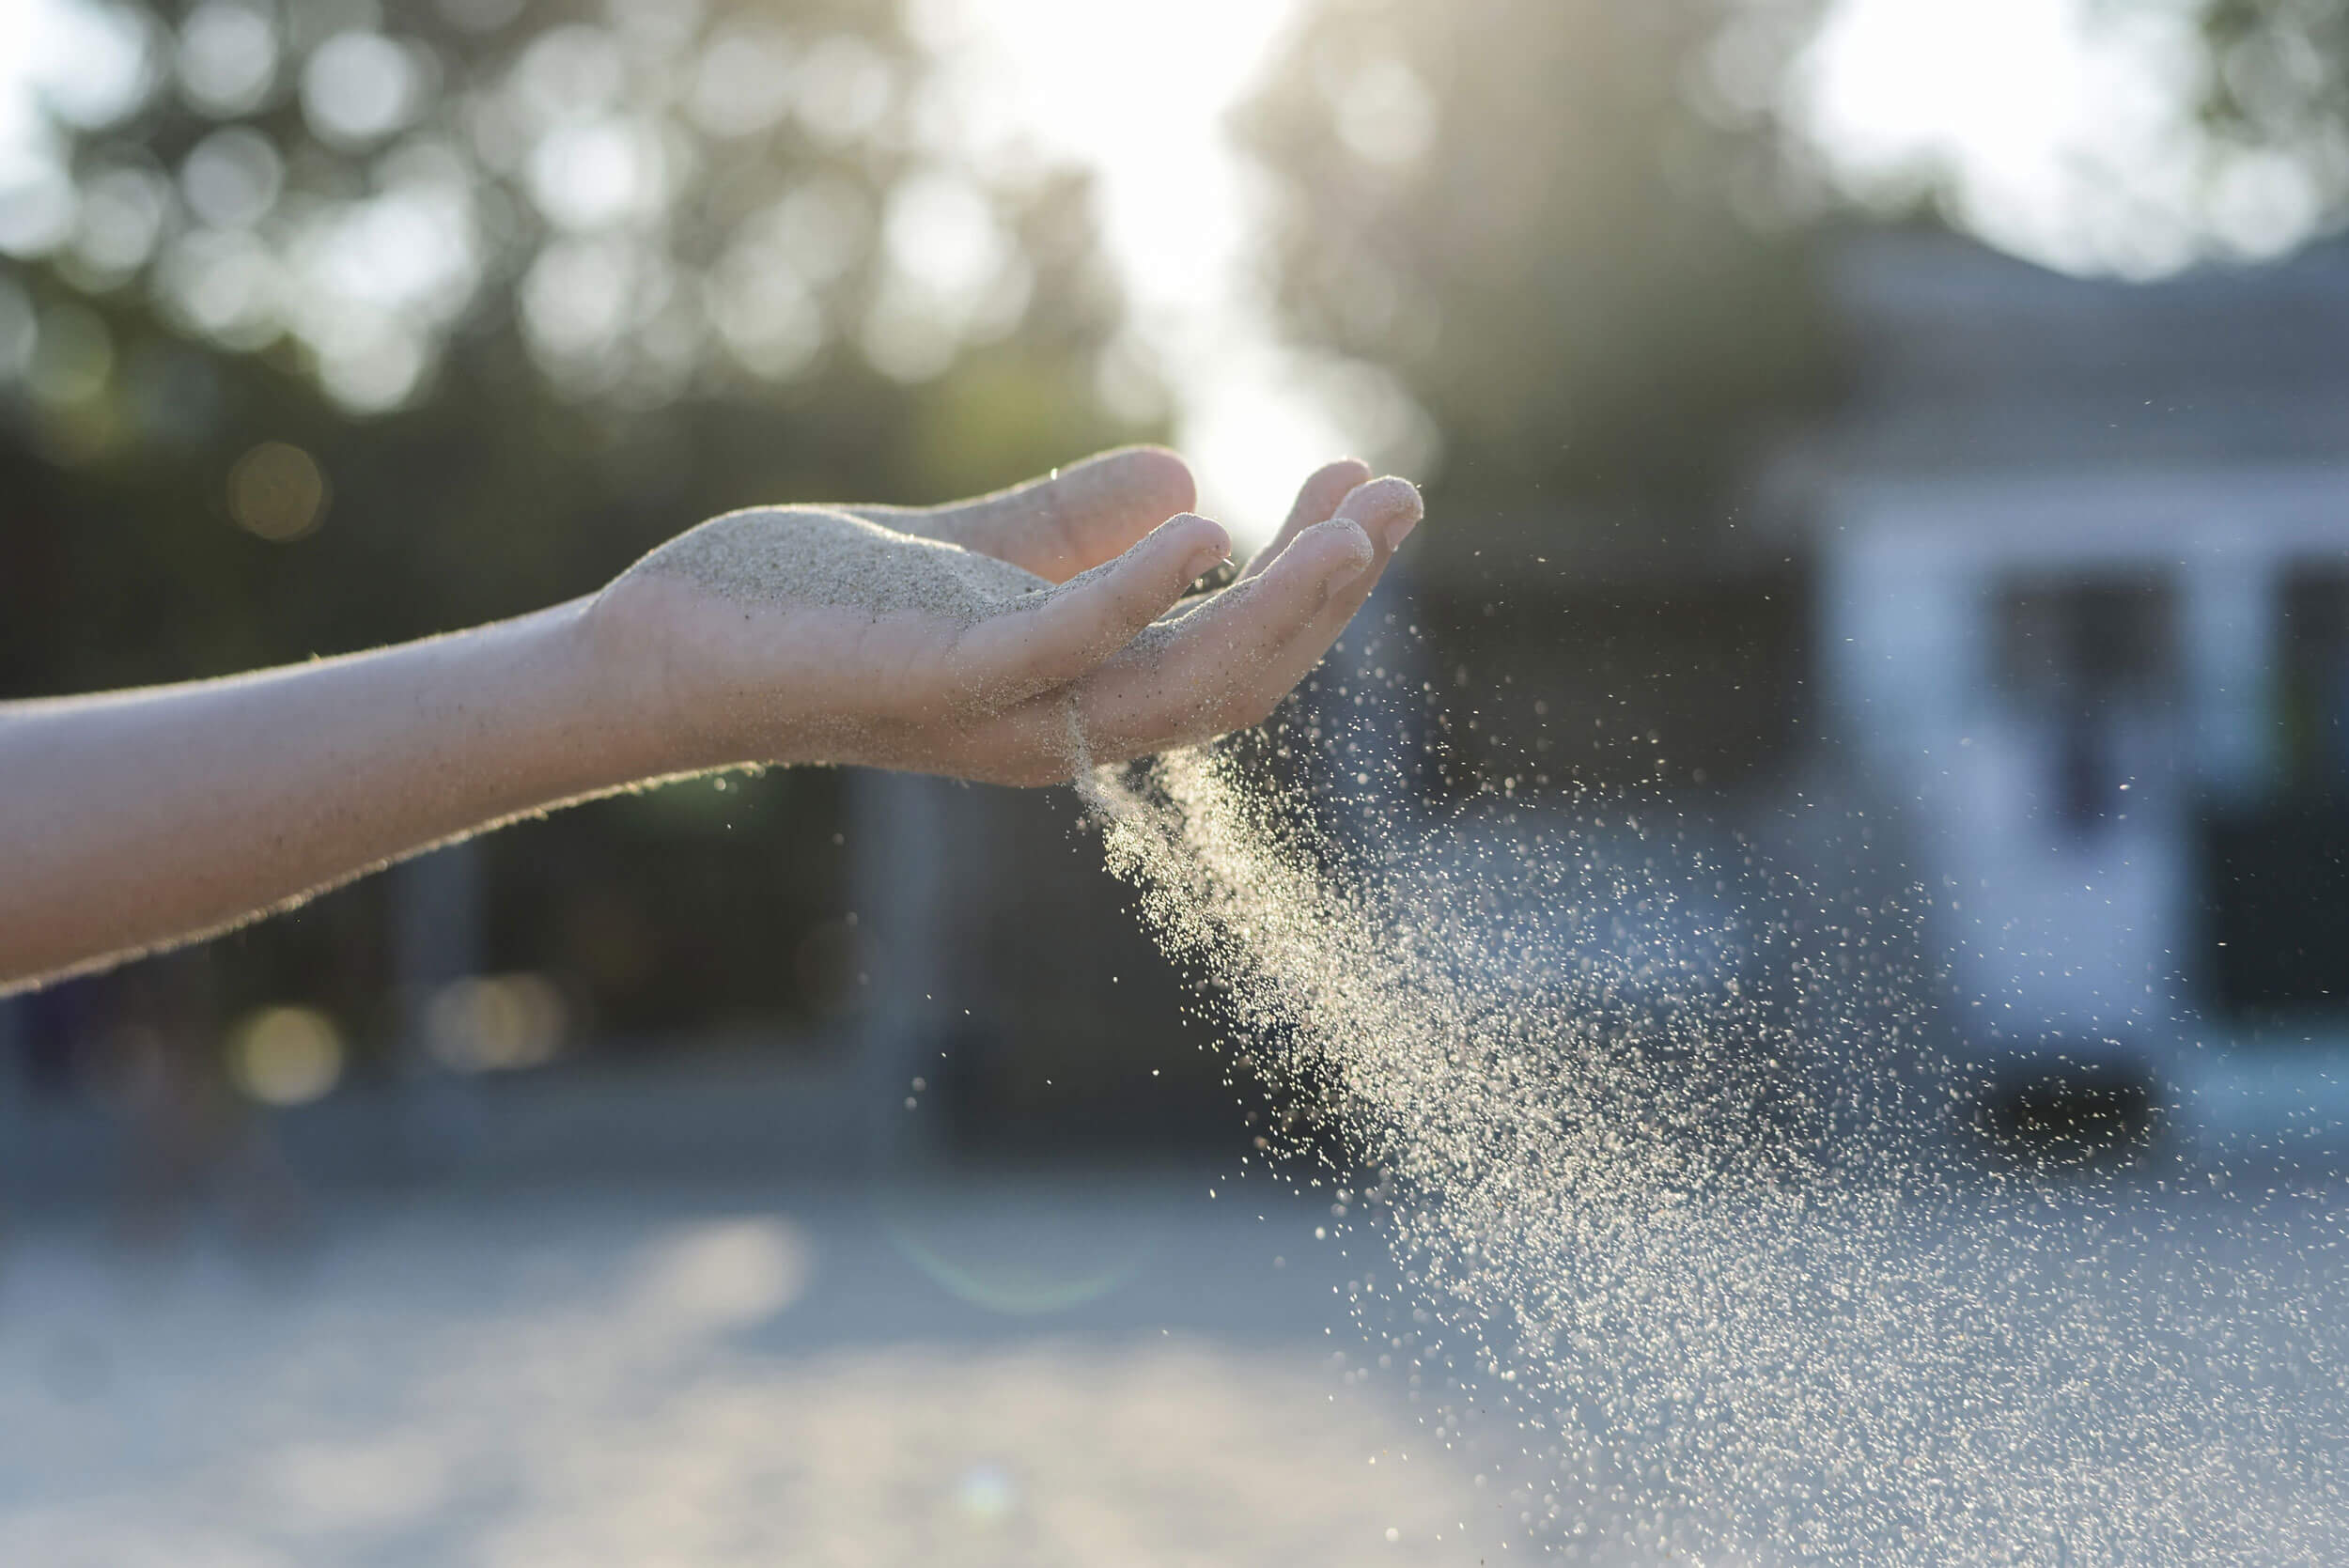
155 226 284 348
526 116 667 231
300 31 427 147
424 972 566 1074
226 1004 344 1107
25 301 113 405
69 162 169 281
34 0 160 132
952 1462 1018 1526
794 34 893 146
180 124 283 229
226 440 327 541
0 162 79 258
688 22 795 139
631 1218 812 1335
1333 57 1435 169
176 0 277 117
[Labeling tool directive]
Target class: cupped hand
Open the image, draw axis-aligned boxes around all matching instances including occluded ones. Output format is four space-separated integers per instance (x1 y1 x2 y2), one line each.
588 446 1424 785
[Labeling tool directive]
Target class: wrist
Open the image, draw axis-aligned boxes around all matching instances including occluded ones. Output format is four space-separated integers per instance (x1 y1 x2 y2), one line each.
570 577 825 781
529 595 699 792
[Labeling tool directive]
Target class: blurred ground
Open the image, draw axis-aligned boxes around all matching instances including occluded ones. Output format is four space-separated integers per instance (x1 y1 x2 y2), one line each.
0 1171 1495 1568
0 1157 2343 1564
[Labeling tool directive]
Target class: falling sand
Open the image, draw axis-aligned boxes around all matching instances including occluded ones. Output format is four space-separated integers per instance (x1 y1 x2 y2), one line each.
643 505 2343 1559
1078 730 2349 1562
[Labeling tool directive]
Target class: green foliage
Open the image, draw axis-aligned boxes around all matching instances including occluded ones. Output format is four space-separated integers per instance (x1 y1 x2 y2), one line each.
0 0 1150 687
2193 0 2349 240
2198 0 2349 147
1237 0 1828 525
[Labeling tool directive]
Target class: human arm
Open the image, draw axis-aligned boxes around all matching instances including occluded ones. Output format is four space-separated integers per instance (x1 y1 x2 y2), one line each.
0 447 1422 991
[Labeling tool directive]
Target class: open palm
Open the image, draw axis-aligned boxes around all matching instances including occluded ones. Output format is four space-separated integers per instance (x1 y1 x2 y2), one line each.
592 447 1423 785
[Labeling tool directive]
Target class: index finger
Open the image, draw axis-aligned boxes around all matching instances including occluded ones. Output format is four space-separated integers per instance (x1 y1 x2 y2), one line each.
1241 458 1374 582
1088 476 1423 756
951 512 1232 708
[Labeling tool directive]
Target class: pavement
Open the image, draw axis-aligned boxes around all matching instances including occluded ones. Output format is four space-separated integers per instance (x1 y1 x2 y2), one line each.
0 1154 2342 1565
0 1168 1501 1568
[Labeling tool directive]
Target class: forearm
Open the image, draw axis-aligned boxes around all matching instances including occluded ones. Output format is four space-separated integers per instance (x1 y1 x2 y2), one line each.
0 598 675 992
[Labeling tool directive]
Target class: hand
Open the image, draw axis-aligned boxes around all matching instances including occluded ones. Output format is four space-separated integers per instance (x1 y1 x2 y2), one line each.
588 446 1424 785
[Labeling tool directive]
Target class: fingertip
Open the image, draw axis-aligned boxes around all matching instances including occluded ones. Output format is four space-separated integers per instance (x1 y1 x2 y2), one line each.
1190 513 1234 568
1136 510 1223 581
1335 475 1424 551
1291 515 1377 591
1336 474 1423 520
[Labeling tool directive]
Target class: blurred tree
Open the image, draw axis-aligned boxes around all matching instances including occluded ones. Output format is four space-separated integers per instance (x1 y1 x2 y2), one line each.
1 0 1144 683
1238 0 1834 810
2195 0 2349 229
0 0 1154 1061
1236 0 1827 523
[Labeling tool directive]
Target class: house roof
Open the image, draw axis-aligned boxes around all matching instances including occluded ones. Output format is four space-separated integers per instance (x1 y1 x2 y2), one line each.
1813 227 2349 481
1413 227 2349 587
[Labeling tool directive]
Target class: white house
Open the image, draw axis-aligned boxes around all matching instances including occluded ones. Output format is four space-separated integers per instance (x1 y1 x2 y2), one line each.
1808 232 2349 1154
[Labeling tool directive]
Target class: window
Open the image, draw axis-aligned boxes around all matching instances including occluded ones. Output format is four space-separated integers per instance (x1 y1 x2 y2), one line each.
1995 572 2176 832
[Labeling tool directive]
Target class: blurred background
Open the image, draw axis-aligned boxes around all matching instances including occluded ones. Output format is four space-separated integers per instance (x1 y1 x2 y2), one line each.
6 0 2349 1560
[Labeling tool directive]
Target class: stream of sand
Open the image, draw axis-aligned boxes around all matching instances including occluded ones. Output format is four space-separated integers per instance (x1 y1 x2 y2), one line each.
1081 741 2347 1564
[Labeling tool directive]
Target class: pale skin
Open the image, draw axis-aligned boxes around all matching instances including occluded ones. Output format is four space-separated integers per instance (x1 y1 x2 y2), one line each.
0 447 1423 994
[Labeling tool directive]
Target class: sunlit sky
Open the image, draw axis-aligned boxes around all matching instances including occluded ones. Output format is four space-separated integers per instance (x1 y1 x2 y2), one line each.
0 0 2316 533
906 0 1342 530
